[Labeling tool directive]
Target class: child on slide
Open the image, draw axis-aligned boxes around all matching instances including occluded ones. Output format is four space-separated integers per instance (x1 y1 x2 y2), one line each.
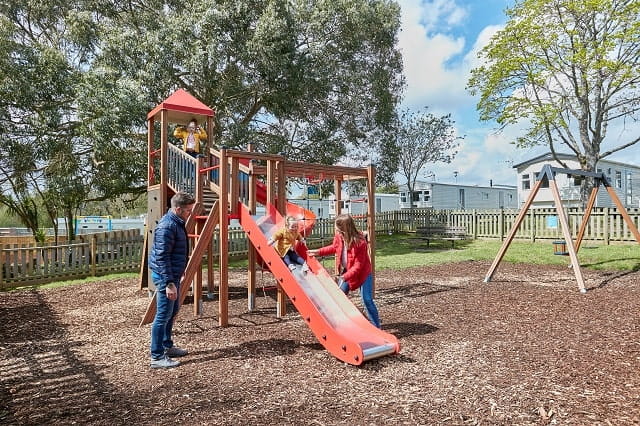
267 215 309 274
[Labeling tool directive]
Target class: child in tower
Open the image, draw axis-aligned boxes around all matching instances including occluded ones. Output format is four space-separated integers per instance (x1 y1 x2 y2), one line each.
268 215 309 273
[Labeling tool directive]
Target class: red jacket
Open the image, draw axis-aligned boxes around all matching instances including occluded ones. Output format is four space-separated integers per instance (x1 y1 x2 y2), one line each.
316 233 371 291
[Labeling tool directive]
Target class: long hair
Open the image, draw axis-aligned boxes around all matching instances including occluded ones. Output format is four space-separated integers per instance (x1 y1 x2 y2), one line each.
334 214 363 247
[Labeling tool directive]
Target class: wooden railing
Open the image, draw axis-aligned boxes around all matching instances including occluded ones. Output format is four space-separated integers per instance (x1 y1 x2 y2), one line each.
2 207 639 289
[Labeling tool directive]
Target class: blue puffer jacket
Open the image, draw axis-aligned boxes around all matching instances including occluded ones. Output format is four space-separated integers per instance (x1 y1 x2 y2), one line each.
149 210 189 291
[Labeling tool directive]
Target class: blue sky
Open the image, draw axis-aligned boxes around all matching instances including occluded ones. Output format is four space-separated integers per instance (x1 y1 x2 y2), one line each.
395 0 639 187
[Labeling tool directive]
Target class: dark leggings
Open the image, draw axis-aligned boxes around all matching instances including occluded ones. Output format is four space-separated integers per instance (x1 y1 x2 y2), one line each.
282 249 305 266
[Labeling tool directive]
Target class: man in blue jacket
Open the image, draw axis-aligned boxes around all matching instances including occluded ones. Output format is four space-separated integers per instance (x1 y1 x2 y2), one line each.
148 192 195 368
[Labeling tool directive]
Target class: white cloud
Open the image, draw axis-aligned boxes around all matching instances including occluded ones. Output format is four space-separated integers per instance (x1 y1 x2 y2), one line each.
463 24 502 69
398 0 470 109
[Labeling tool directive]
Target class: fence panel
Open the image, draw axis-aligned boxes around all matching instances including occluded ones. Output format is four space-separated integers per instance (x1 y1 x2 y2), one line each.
2 207 639 289
0 230 143 289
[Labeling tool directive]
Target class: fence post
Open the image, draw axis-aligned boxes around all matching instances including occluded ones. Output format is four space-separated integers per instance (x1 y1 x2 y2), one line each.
530 209 535 242
499 208 504 241
472 209 477 239
90 234 97 277
603 207 610 245
0 244 4 290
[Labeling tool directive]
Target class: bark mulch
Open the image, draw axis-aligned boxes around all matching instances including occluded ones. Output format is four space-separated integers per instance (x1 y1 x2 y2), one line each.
1 261 640 425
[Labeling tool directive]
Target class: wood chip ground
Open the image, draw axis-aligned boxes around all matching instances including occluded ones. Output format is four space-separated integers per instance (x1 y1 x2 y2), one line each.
1 261 640 425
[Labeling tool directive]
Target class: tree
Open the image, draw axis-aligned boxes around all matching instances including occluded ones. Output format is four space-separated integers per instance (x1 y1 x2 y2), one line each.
0 1 161 239
1 0 404 239
467 0 640 200
391 109 461 209
95 0 404 167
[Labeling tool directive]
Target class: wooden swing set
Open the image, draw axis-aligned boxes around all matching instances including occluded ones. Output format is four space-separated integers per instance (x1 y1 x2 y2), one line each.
484 164 640 293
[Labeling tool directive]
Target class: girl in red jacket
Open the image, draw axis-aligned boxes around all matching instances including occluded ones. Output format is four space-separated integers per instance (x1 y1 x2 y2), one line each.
308 214 381 328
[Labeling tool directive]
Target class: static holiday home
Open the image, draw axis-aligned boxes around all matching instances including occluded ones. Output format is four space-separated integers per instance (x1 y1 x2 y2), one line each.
513 153 640 208
398 181 517 210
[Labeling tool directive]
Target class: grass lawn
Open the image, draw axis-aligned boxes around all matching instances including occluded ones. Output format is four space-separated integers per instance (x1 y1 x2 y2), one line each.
374 233 640 272
6 235 638 291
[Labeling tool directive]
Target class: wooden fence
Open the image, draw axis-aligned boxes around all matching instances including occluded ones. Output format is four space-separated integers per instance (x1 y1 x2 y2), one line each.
0 230 143 289
2 207 639 288
375 207 640 244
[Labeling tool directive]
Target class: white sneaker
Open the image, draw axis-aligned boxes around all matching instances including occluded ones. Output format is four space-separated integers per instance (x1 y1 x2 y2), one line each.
288 264 297 271
301 263 309 273
150 355 180 369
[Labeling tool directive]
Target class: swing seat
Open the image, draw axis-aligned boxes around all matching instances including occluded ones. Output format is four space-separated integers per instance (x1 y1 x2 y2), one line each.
552 240 569 256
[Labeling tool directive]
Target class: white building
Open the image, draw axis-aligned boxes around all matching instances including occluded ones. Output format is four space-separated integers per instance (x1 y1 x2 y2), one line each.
288 193 399 218
398 181 517 210
513 153 640 208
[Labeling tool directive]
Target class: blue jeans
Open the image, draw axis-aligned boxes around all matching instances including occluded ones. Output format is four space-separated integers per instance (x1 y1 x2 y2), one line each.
282 249 305 266
341 273 381 328
150 272 181 359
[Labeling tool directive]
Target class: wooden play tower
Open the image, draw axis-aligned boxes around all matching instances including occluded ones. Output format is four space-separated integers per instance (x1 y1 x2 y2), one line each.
138 90 379 328
484 164 640 293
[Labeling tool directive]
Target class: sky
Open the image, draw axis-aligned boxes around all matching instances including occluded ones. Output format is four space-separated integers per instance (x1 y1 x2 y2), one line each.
395 0 640 188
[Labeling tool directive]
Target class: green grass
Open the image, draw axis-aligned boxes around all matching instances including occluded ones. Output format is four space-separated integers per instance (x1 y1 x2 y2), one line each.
5 272 139 292
5 236 638 291
374 233 640 272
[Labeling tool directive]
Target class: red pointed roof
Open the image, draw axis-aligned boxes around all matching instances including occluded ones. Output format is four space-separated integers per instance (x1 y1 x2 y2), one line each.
147 89 214 121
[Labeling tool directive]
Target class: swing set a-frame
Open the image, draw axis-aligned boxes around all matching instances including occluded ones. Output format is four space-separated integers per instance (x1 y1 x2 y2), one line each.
484 164 640 293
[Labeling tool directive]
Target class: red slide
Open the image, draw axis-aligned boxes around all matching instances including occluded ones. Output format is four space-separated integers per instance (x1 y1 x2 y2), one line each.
239 202 400 365
253 180 316 235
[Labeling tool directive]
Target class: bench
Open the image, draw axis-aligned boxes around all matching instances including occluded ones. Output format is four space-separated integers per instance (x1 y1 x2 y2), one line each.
415 224 468 248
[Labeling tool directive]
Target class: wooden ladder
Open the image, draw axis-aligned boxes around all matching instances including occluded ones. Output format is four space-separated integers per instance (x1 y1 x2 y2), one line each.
139 200 219 326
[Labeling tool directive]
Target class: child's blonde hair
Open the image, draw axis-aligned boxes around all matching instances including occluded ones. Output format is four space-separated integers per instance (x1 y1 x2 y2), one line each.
285 216 298 227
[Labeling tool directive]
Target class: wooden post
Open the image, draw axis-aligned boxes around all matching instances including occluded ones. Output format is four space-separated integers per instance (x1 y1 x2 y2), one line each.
472 209 477 239
276 156 287 318
90 234 97 277
549 180 586 293
603 207 610 245
159 109 168 212
230 157 240 217
247 144 257 311
0 244 4 290
605 186 640 243
194 156 204 316
218 147 229 326
530 209 536 242
334 180 342 216
574 187 599 251
367 165 376 294
485 178 543 282
266 159 276 207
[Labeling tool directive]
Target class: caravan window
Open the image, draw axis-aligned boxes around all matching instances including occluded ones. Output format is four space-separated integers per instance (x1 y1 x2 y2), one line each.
615 171 622 188
521 173 531 190
412 192 420 202
400 192 406 202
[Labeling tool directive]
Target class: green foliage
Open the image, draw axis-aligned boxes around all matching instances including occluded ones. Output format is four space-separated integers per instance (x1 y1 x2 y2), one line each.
389 108 462 203
1 0 405 236
467 0 640 176
95 0 404 167
0 0 148 238
34 228 47 243
0 206 23 227
376 183 399 194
